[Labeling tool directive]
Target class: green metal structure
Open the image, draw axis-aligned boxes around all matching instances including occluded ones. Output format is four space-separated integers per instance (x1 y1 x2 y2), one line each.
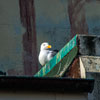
34 35 78 77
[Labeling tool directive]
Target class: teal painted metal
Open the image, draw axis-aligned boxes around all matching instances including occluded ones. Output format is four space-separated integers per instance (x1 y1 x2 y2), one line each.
45 46 78 77
34 35 77 77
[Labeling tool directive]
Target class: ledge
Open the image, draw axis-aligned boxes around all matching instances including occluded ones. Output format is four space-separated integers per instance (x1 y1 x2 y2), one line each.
0 76 94 93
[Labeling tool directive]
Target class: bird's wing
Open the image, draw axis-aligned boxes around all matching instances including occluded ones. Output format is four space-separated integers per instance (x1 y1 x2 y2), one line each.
48 50 58 58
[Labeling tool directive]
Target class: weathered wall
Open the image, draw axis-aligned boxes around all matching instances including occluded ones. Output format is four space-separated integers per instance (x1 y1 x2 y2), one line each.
88 73 100 100
0 0 100 75
0 0 100 100
0 92 87 100
0 0 24 75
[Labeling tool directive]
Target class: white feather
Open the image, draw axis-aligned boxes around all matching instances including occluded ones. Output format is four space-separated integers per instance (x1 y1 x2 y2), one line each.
38 42 57 66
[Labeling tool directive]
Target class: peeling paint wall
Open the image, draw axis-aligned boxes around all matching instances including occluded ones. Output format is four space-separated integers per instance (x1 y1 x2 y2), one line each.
0 0 100 75
0 0 100 100
0 0 24 75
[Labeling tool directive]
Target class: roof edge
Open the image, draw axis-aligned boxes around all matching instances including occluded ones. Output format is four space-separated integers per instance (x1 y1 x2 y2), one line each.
0 76 94 93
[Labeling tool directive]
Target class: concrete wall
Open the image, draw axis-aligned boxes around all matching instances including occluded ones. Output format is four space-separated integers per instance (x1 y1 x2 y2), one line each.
0 92 87 100
0 0 100 100
0 0 24 75
0 0 100 76
87 73 100 100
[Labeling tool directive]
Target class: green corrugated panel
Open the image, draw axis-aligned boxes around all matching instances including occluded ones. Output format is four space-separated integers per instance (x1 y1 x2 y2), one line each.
34 35 78 77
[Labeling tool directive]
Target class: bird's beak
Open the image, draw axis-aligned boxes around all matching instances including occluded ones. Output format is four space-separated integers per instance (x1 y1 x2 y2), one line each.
47 45 52 48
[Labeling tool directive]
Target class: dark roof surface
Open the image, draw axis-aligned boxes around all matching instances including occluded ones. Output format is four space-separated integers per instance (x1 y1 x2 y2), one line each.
0 76 94 93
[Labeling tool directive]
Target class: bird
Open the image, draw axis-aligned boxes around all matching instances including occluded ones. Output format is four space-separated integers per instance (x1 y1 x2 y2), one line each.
38 42 58 66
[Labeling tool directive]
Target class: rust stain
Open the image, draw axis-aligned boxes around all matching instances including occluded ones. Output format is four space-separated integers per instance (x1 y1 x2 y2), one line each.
67 58 80 78
19 0 38 75
68 0 88 37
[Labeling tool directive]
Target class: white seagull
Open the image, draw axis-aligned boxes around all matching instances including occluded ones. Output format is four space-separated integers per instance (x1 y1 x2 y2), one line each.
38 42 58 66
